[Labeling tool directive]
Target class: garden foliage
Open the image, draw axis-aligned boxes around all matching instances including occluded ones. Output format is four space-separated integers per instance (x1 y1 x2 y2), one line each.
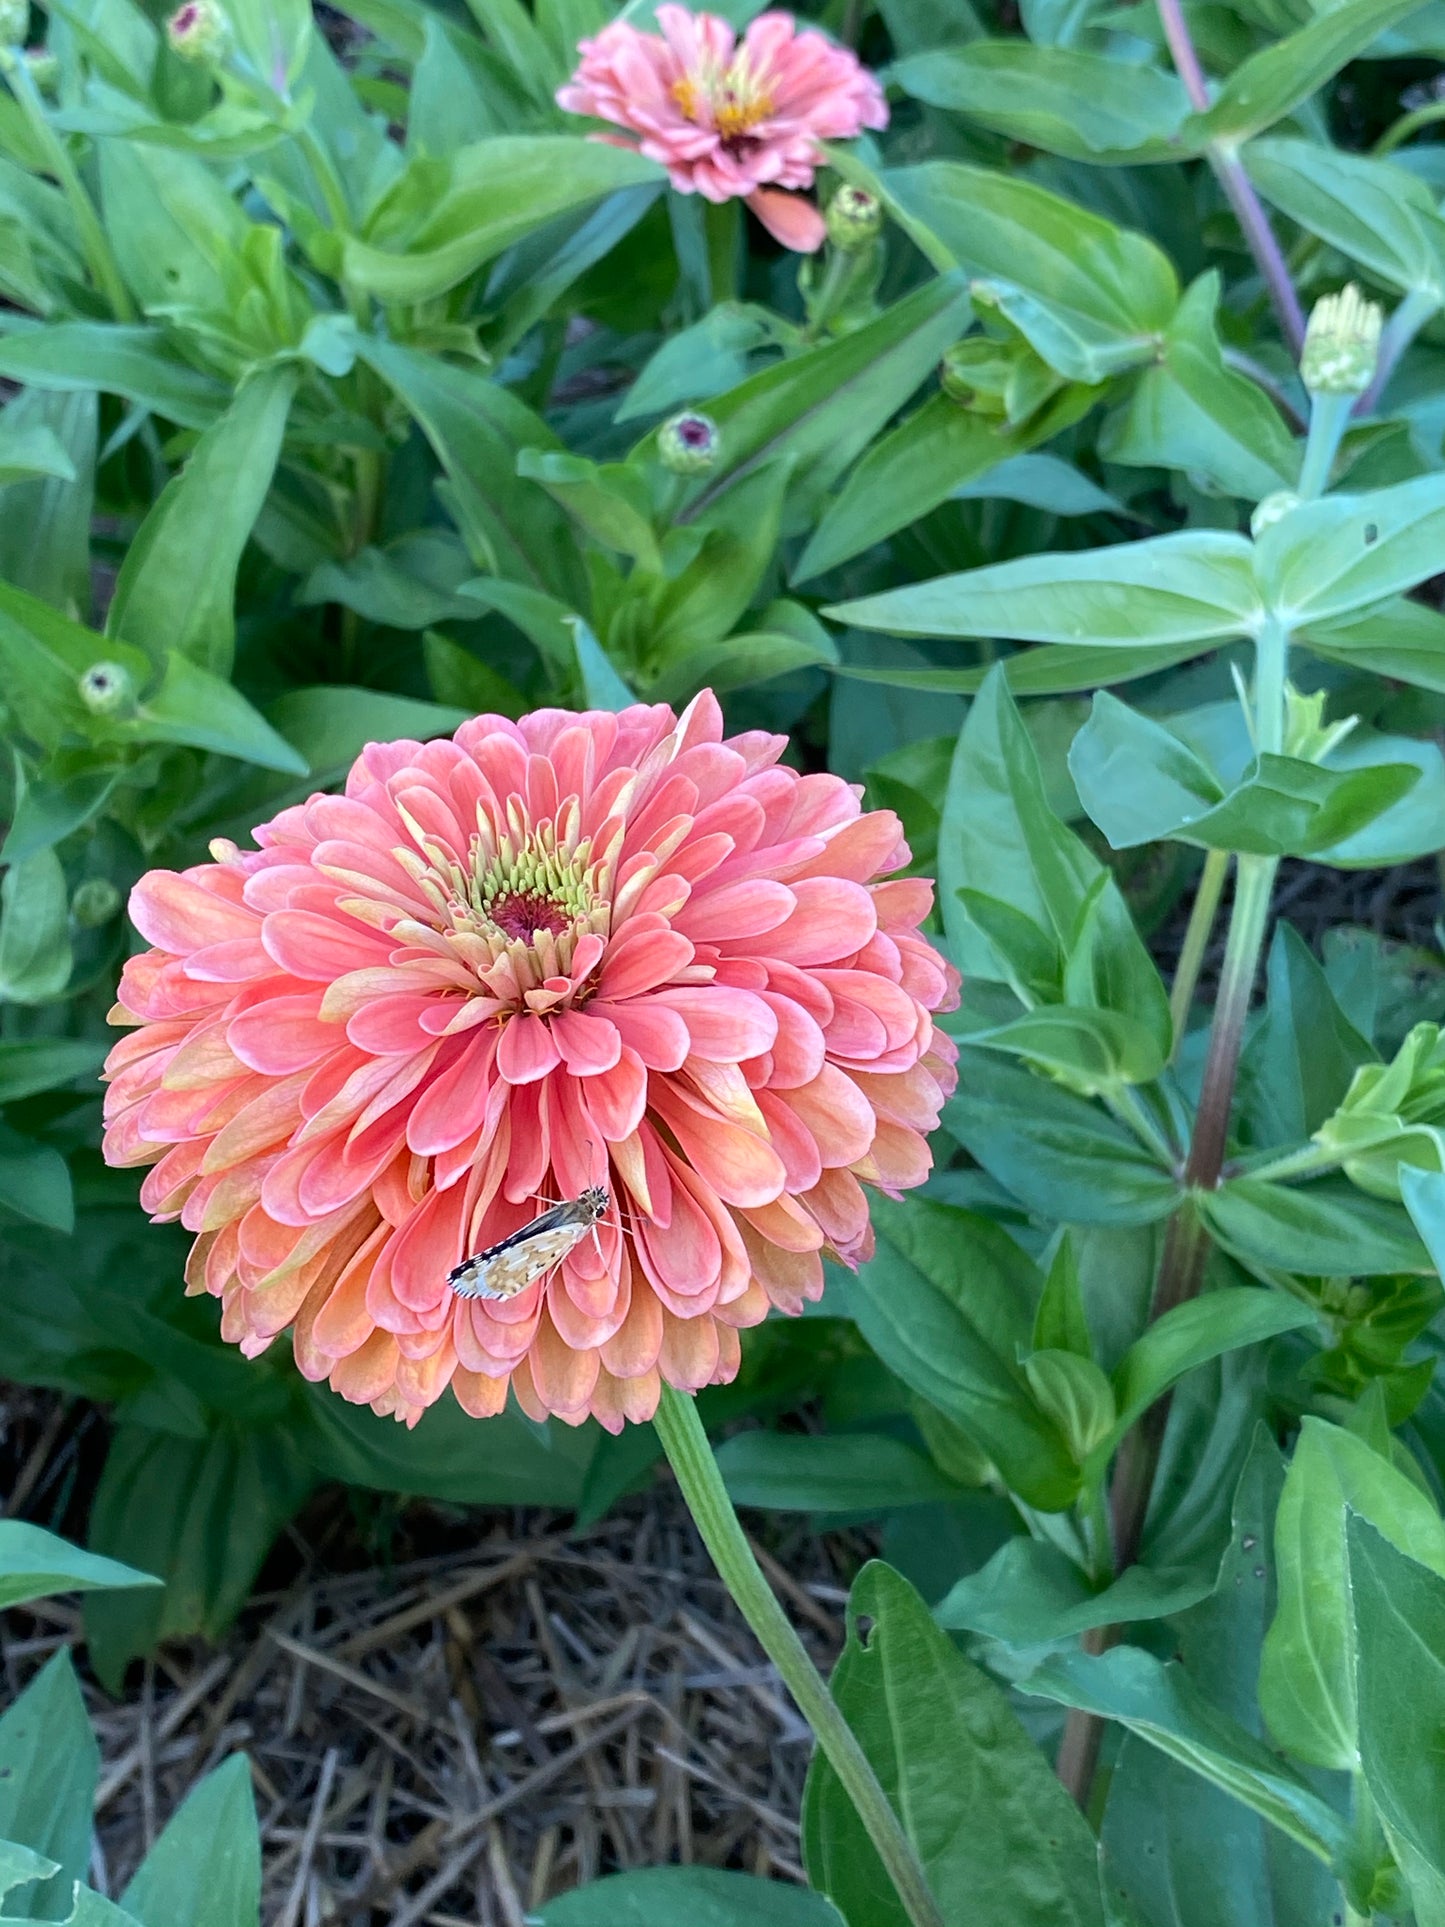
5 0 1445 1917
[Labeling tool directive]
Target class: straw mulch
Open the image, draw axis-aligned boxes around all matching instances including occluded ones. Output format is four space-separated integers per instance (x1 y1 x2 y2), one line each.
2 1385 869 1925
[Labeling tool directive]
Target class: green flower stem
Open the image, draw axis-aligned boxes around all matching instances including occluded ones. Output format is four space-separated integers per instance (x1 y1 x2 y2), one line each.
652 1385 946 1927
1373 97 1445 156
803 246 860 341
1297 389 1353 499
1169 848 1230 1057
3 55 135 322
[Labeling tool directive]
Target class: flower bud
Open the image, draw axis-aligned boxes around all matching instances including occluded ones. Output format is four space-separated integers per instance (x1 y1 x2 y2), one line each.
78 661 136 717
1301 284 1383 397
71 877 122 928
658 410 718 476
825 183 882 252
0 0 28 48
166 0 228 62
1250 489 1300 537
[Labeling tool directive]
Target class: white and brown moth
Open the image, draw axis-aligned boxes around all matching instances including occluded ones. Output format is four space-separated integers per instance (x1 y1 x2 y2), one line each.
447 1186 610 1301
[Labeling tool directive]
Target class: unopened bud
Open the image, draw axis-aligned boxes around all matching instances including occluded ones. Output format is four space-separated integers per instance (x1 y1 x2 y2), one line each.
825 184 882 252
0 0 29 48
658 410 718 476
70 877 122 928
1301 284 1382 397
1251 489 1300 536
939 338 1012 416
166 0 228 62
23 44 57 85
78 661 136 717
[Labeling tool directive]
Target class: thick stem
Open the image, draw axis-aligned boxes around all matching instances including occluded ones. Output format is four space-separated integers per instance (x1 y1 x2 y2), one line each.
1058 849 1279 1806
652 1386 946 1927
1210 149 1307 357
1169 849 1230 1057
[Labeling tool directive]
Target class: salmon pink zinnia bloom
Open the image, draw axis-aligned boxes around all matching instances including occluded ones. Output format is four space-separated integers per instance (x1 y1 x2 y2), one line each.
102 695 958 1431
557 5 887 253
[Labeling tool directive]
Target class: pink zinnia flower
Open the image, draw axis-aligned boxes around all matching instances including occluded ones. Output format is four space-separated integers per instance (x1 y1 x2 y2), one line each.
557 5 887 253
102 695 957 1431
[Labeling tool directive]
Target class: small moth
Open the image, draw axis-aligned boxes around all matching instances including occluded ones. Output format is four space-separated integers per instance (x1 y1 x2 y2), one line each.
447 1185 610 1301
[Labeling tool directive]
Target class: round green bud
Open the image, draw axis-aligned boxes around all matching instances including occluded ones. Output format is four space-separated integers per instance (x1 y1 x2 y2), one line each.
0 0 29 48
70 877 122 928
78 661 136 717
825 183 882 253
1301 283 1383 397
1250 490 1300 536
166 0 228 62
658 410 718 476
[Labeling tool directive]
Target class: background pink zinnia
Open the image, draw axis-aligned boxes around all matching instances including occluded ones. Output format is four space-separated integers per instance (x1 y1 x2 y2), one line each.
557 5 888 252
102 694 958 1432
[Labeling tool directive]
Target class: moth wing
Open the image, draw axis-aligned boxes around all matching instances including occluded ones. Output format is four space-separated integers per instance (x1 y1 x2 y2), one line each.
454 1221 589 1301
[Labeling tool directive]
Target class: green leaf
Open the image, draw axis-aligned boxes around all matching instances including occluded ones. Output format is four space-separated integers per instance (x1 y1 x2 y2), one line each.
299 1383 593 1508
1100 274 1298 501
0 420 73 488
1024 1643 1347 1864
936 1539 1214 1642
0 323 228 429
616 304 776 422
831 530 1259 647
848 1195 1079 1510
423 633 527 715
84 1422 317 1690
650 599 838 703
1191 0 1431 145
107 367 298 677
1099 1431 1339 1927
1346 1518 1445 1904
536 1867 846 1926
715 1431 965 1514
0 1843 58 1912
516 449 663 568
1255 474 1445 627
0 388 95 616
938 669 1171 1068
357 337 583 597
98 140 249 317
1303 596 1445 696
1260 1418 1445 1770
833 640 1203 697
264 687 467 790
1201 1176 1430 1277
1069 692 1417 857
115 652 308 774
0 1653 97 1921
1246 138 1445 299
1109 1289 1316 1445
0 849 71 1004
803 1561 1105 1927
0 1123 73 1233
895 41 1189 164
569 615 636 711
344 138 661 301
0 1521 157 1612
0 1039 106 1104
1240 922 1376 1145
796 386 1096 583
300 535 480 630
883 161 1177 382
678 274 974 527
944 1051 1181 1226
120 1757 260 1927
